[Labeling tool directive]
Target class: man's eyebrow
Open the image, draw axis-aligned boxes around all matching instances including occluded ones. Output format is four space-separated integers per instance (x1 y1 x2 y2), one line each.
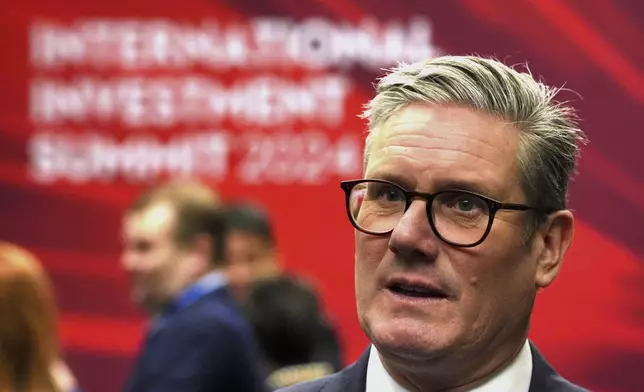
365 172 414 188
365 171 498 197
432 179 494 196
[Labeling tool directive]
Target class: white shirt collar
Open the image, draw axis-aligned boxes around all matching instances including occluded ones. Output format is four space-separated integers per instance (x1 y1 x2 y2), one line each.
366 340 532 392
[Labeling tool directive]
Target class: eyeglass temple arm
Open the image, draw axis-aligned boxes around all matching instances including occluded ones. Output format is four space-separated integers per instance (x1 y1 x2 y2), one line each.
498 203 533 211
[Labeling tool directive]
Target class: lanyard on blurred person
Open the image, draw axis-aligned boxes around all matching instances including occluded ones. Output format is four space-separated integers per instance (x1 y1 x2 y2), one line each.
149 272 227 335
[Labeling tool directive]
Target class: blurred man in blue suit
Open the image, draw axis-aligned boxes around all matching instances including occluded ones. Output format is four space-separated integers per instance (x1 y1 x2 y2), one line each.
121 180 266 392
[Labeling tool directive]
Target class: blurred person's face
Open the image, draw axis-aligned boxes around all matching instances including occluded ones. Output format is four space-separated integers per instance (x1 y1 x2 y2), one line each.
121 202 207 313
226 230 280 298
354 104 573 380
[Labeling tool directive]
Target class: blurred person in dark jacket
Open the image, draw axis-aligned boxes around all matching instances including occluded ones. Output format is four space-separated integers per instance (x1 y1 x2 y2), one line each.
244 275 335 390
222 203 344 372
121 180 266 392
0 242 81 392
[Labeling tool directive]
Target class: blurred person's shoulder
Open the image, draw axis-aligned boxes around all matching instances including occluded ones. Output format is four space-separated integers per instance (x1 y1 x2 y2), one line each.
276 350 369 392
165 286 251 337
269 362 333 390
274 370 342 392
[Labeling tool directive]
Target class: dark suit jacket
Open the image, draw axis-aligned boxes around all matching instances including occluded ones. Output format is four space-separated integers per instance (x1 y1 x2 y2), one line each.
124 286 266 392
278 342 590 392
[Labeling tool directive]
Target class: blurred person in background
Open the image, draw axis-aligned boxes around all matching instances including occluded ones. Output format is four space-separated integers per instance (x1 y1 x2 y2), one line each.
223 203 344 372
244 275 335 390
280 55 589 392
0 242 80 392
121 180 266 392
223 202 282 300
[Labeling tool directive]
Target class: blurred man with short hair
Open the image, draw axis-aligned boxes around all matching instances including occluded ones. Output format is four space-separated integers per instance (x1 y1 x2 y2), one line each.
223 203 344 372
223 203 281 301
121 180 266 392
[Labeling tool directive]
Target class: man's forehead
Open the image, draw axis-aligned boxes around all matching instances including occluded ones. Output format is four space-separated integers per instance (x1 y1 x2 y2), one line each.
124 202 176 235
370 104 517 155
365 104 520 195
378 104 514 141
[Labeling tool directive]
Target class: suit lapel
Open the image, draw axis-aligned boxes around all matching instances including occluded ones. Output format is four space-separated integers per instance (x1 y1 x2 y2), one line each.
528 342 569 392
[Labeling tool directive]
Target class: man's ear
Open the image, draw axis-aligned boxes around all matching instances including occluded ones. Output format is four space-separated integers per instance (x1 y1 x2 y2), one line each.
534 210 575 289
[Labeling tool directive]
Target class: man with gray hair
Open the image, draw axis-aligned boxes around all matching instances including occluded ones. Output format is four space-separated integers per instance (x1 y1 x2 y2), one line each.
279 55 589 392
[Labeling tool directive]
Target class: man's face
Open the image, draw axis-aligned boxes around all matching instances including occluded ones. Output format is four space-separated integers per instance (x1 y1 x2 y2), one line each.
120 202 193 312
356 104 552 363
226 231 280 297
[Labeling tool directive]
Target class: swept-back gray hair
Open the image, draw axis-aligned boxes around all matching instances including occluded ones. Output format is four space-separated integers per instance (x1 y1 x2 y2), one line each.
361 55 588 239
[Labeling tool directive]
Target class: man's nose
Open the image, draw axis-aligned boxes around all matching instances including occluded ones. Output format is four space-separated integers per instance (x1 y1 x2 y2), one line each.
388 201 440 261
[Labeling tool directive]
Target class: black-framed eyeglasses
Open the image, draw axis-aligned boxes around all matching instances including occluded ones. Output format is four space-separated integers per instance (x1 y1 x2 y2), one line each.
340 179 546 248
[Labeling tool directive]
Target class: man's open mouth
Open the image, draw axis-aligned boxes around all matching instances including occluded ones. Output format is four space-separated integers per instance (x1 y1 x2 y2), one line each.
386 280 449 299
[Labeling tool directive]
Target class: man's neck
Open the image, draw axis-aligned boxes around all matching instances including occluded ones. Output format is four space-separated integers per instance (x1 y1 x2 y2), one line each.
379 332 529 392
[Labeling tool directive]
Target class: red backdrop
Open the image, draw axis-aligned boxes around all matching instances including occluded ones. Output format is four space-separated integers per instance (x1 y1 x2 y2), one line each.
1 1 643 391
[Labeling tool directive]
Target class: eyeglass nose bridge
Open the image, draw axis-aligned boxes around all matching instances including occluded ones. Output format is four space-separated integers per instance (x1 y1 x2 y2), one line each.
403 190 438 210
401 191 440 226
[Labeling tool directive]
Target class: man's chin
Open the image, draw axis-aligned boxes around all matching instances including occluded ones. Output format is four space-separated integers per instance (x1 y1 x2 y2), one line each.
366 319 458 361
131 291 156 312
